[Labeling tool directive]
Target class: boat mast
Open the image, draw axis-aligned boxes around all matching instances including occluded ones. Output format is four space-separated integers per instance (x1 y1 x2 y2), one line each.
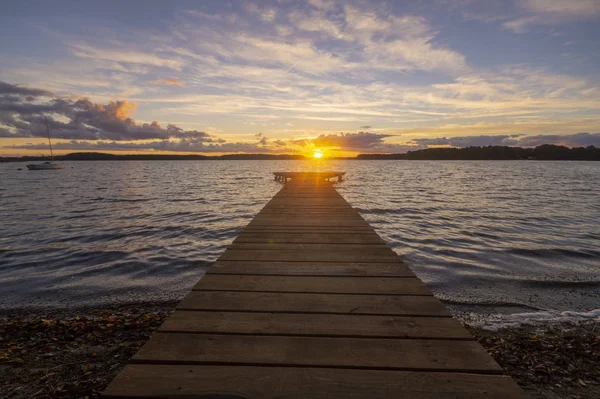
45 116 54 162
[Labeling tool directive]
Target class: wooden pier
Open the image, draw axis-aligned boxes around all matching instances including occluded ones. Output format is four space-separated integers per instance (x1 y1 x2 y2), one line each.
104 172 525 398
273 171 345 183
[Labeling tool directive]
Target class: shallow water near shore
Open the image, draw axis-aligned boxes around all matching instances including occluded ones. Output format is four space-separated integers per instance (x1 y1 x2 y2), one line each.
1 160 599 327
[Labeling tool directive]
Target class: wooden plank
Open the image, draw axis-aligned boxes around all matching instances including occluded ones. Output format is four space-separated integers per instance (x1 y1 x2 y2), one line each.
159 311 471 339
259 208 358 212
104 365 526 399
178 291 451 316
265 202 349 206
242 226 375 232
234 232 385 244
260 214 364 220
206 261 414 276
218 249 400 262
247 220 371 227
247 222 372 228
193 275 432 295
252 214 367 220
268 194 345 197
228 243 392 251
132 333 503 373
263 205 355 209
260 205 353 208
250 219 369 225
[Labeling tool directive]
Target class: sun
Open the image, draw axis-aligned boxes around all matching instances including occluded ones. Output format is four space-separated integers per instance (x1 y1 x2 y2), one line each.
313 149 324 159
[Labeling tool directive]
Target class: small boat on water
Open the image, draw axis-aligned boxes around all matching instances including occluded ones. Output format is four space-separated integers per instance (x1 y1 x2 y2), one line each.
26 116 64 170
27 161 64 170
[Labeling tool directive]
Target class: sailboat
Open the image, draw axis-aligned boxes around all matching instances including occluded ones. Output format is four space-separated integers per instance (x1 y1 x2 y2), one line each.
26 116 64 170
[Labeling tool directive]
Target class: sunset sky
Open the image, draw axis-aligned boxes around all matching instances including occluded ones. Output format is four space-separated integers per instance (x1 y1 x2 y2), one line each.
1 0 599 157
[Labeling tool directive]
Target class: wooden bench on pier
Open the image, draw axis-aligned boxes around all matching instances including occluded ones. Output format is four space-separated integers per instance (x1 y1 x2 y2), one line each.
103 172 525 398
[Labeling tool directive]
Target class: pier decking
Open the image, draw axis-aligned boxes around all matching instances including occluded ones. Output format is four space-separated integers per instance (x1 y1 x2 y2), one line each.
104 172 525 398
273 171 346 183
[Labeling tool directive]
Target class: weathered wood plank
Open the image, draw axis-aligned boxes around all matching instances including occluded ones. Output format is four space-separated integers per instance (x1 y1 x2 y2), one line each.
178 291 451 316
228 243 392 251
263 205 355 209
250 219 369 225
159 311 471 339
104 365 526 399
193 275 432 295
234 232 385 244
132 334 502 373
247 220 372 227
242 226 375 232
206 261 414 276
256 209 355 213
252 214 367 221
218 249 400 262
266 202 350 204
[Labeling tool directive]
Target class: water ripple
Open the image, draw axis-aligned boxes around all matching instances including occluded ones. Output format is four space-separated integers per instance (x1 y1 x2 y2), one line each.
1 160 599 323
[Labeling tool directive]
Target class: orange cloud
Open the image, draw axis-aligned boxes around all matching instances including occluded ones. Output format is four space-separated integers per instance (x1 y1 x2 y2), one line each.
148 78 184 86
84 99 137 120
107 100 137 119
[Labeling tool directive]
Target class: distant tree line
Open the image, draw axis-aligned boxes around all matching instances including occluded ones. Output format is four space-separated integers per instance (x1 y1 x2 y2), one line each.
357 145 600 160
2 145 600 162
0 152 307 162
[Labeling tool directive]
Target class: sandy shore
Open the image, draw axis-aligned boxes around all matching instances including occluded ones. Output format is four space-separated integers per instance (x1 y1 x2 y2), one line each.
1 303 599 399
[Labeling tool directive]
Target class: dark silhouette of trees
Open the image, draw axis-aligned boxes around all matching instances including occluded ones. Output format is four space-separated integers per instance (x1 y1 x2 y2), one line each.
358 145 599 160
3 145 600 162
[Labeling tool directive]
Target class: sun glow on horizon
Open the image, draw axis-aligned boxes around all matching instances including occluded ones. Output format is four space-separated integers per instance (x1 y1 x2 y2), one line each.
313 149 324 159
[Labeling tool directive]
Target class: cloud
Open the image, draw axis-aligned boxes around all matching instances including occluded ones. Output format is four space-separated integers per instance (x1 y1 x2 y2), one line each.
246 4 278 22
0 81 212 141
8 138 273 153
0 81 53 97
516 132 600 147
148 78 184 87
410 133 600 149
414 134 520 147
70 43 184 71
2 1 599 155
503 16 542 33
308 0 335 10
7 131 415 154
303 131 416 152
6 0 596 135
504 0 600 33
522 0 600 16
181 1 467 76
0 127 14 137
311 132 391 149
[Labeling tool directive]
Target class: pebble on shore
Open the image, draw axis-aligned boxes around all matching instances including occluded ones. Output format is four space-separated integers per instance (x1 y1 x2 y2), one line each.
1 305 599 399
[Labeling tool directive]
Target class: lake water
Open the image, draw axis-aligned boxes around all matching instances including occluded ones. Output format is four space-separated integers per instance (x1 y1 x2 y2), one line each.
1 160 599 327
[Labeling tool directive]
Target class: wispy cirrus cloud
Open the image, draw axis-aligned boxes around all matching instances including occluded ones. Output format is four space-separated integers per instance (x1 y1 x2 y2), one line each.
70 43 185 71
504 0 600 33
522 0 600 16
148 78 184 87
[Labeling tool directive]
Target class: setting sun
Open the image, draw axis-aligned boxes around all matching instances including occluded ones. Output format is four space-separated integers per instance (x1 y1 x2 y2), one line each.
313 149 323 159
